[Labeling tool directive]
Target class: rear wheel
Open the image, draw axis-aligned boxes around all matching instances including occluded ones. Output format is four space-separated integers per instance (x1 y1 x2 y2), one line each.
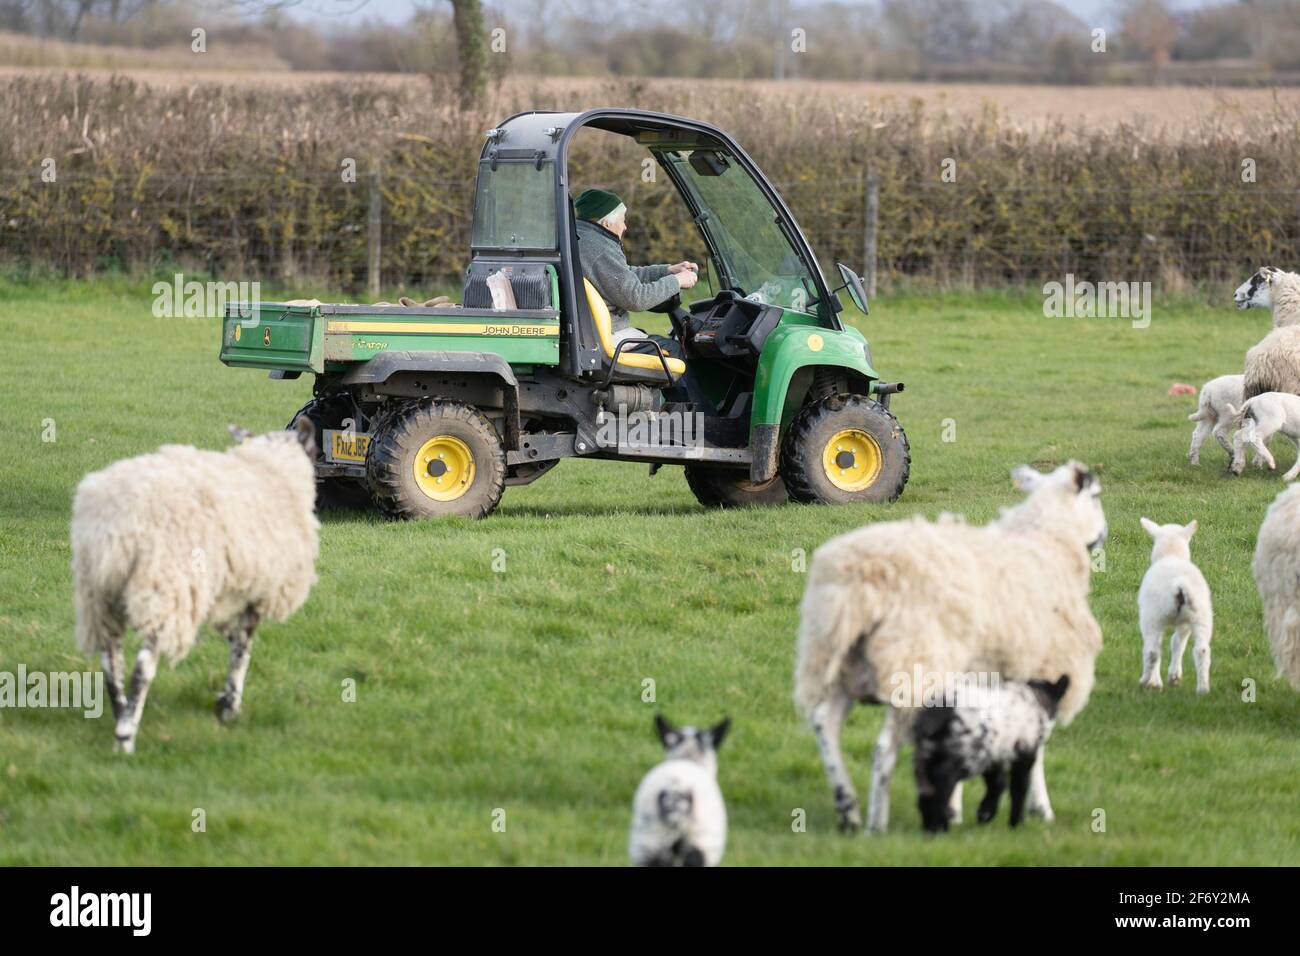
684 465 789 508
781 393 910 504
366 398 506 519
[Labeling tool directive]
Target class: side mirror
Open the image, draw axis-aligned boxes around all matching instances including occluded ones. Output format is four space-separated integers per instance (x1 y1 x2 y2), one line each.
836 261 869 315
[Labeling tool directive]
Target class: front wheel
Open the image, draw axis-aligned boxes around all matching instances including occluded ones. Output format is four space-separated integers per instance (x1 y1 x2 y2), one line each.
684 465 789 508
780 393 910 504
366 398 506 519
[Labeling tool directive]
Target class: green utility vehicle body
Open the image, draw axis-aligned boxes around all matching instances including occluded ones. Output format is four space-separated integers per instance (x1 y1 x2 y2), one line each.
220 108 908 518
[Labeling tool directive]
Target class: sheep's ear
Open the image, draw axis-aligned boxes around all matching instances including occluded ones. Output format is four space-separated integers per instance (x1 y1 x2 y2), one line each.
654 714 680 749
293 416 317 459
227 424 252 444
1069 462 1096 493
708 717 731 751
1140 517 1160 537
1264 266 1279 283
1183 519 1198 538
1010 465 1042 492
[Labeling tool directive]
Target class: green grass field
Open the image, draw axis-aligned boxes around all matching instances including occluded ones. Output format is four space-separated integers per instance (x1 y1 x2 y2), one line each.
1 277 1296 866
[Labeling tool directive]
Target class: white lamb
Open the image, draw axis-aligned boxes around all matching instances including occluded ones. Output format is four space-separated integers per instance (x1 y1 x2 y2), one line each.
628 715 729 866
71 420 320 753
1235 267 1300 400
1226 392 1300 480
1137 518 1213 694
1252 485 1300 690
1187 374 1245 465
794 461 1106 834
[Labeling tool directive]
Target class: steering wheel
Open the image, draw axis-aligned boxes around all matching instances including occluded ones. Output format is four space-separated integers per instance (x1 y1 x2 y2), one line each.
646 292 689 342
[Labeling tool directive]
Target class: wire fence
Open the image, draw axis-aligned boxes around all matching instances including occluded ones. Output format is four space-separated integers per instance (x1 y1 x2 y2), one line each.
3 170 1298 293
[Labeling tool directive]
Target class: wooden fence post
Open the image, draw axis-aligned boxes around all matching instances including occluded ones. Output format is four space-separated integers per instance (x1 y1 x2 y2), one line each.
367 163 382 301
863 167 878 300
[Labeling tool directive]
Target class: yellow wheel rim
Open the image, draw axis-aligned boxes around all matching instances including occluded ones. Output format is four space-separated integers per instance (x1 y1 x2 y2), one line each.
412 435 475 501
823 428 883 492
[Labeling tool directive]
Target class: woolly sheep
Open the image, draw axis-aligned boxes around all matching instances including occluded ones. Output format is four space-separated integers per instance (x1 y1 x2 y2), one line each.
913 676 1069 833
1252 485 1300 690
71 420 320 753
1227 392 1300 480
793 461 1106 834
1236 268 1300 400
1137 518 1213 694
1188 374 1245 465
628 715 729 866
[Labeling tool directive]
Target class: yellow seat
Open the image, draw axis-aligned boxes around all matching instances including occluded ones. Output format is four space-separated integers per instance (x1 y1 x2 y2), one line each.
584 278 686 378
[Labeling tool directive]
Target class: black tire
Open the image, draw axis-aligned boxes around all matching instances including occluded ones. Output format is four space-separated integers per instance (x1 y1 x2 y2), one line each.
781 393 910 504
288 397 371 511
366 398 506 520
683 465 789 508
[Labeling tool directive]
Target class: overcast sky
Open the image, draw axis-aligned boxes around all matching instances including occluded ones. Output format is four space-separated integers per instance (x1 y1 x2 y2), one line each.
277 0 1221 30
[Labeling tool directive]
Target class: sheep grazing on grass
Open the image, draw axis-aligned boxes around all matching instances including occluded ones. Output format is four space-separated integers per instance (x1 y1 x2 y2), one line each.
913 676 1069 833
71 419 320 753
1137 518 1213 694
1236 267 1300 401
794 461 1106 834
1226 393 1300 480
1188 374 1245 465
628 715 729 866
1252 485 1300 690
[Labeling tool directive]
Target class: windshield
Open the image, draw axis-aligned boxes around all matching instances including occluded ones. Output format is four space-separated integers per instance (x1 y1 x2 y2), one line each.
471 159 557 251
662 148 819 314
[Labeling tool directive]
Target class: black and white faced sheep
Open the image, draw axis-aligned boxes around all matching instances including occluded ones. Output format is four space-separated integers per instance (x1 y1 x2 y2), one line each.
628 715 730 866
794 461 1106 834
1235 267 1300 401
913 676 1069 833
71 419 320 753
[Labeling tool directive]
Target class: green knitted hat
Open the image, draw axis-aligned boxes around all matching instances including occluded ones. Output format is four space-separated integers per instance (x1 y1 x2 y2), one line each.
574 188 625 222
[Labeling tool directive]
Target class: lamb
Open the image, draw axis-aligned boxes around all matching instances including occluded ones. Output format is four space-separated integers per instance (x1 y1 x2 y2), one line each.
628 715 729 866
1187 374 1245 465
1235 267 1300 400
1226 392 1300 480
1137 518 1213 693
913 676 1070 833
1252 485 1300 690
71 420 320 753
794 461 1106 834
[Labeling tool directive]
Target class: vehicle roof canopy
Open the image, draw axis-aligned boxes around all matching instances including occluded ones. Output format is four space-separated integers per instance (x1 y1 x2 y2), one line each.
482 109 734 165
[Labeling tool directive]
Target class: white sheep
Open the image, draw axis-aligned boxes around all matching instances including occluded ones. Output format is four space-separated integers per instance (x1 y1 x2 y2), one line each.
628 715 729 866
1252 485 1300 690
1188 374 1245 465
912 676 1070 832
794 461 1106 834
71 420 320 753
1236 267 1300 400
1137 518 1213 693
1227 392 1300 480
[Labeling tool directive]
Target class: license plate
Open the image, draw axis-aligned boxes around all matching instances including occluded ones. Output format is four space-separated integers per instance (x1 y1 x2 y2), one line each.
324 429 370 463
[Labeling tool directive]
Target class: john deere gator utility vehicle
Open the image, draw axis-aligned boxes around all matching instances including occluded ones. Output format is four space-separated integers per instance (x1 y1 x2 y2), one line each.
220 108 909 518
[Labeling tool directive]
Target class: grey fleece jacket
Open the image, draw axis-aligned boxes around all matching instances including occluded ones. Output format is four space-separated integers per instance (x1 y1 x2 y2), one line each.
576 219 680 333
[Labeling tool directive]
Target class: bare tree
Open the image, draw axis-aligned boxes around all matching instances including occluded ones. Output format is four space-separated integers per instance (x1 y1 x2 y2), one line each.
1118 0 1178 83
450 0 486 108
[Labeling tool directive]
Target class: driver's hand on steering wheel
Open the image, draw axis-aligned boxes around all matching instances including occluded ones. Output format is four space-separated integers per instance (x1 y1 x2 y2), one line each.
674 268 699 291
667 261 699 275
